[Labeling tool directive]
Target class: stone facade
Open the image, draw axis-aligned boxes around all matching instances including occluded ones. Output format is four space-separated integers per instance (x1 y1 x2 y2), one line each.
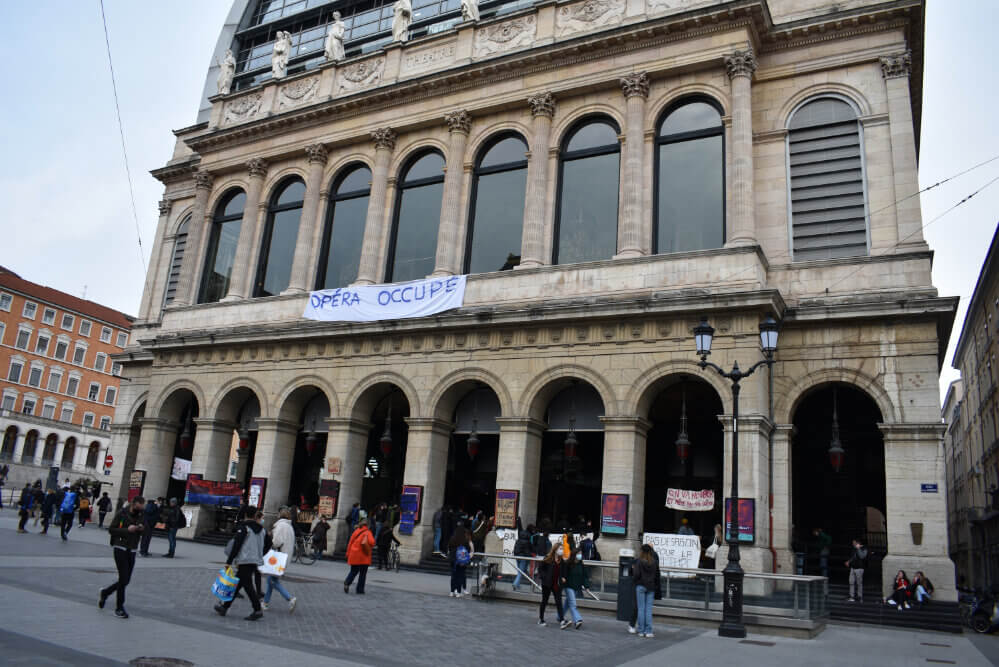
112 0 958 600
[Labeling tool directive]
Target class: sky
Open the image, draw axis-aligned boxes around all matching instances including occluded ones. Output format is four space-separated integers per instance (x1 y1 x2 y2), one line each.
0 1 995 406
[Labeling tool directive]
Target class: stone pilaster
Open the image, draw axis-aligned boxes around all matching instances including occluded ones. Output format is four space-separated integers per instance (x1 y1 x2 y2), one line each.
286 144 329 293
771 424 795 574
173 171 214 306
189 418 235 482
397 417 453 562
53 438 66 469
137 199 173 321
224 158 269 300
599 417 651 554
432 110 472 277
879 423 955 601
131 418 180 502
616 72 649 259
9 432 24 463
355 128 397 284
324 417 372 552
518 93 555 269
494 417 546 525
249 417 299 519
880 52 927 251
724 49 758 247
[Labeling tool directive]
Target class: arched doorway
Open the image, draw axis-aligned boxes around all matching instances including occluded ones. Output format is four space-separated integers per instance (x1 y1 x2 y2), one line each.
86 442 101 469
42 434 58 465
791 383 886 582
160 390 199 501
215 391 260 492
536 381 604 532
62 437 77 469
2 426 18 460
287 391 330 509
21 430 39 464
361 385 410 509
643 376 724 545
444 385 500 516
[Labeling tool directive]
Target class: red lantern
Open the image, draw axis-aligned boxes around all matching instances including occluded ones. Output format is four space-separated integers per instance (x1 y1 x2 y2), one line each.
380 421 392 458
675 432 690 464
238 436 249 452
829 444 845 473
467 431 480 460
305 431 317 455
564 429 578 459
179 424 192 454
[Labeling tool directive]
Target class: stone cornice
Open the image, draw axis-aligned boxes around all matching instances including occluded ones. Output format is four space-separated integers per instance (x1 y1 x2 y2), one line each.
494 417 548 434
150 158 199 186
325 417 373 435
404 416 454 434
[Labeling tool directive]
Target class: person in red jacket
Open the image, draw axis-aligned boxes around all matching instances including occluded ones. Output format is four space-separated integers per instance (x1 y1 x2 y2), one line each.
344 511 374 594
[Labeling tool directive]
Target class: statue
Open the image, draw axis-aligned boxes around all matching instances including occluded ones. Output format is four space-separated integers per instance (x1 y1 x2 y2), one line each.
217 49 236 95
461 0 480 22
324 12 345 62
272 31 291 79
392 0 411 43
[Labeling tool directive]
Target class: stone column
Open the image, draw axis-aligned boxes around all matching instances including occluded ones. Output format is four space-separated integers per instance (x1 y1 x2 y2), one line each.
224 158 269 300
107 423 138 504
771 424 795 575
131 418 179 502
880 52 927 250
598 417 650 554
173 171 214 307
880 423 955 601
518 93 556 269
9 433 24 464
285 144 329 293
397 417 452 563
494 417 546 525
53 438 66 469
189 418 234 481
432 110 472 277
137 199 173 321
324 417 371 552
355 128 397 285
249 418 298 519
724 49 758 247
616 72 650 259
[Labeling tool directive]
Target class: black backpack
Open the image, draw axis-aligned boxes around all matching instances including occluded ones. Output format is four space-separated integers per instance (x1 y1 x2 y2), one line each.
177 508 187 529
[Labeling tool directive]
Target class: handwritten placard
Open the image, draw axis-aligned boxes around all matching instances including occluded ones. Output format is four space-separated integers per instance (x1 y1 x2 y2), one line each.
665 488 715 512
643 533 701 573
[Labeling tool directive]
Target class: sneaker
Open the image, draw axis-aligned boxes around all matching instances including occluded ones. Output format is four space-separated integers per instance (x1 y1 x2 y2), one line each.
260 601 269 610
449 591 455 597
162 553 174 558
289 597 297 614
887 599 896 606
114 608 129 619
343 582 350 594
214 604 227 616
559 620 570 630
245 611 263 621
98 591 108 609
644 633 655 639
538 620 546 626
455 592 462 599
628 625 637 634
638 633 646 638
846 597 856 602
575 621 583 630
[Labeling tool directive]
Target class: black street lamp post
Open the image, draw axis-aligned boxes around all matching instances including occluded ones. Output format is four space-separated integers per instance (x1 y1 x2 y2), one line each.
693 314 779 638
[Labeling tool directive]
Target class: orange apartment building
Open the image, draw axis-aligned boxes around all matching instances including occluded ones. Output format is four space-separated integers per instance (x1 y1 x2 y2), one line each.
0 266 133 490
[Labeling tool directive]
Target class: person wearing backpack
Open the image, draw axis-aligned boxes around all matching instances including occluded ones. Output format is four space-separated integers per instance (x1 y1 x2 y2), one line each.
512 520 534 592
97 492 113 528
78 494 91 528
16 483 34 533
99 495 146 619
537 544 568 628
448 520 473 598
844 538 868 602
163 498 184 558
59 485 79 541
344 510 374 594
215 509 266 620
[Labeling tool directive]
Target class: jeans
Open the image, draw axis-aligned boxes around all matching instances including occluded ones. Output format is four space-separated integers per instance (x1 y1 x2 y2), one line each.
915 585 931 603
635 584 654 635
451 563 467 593
60 513 74 538
849 568 864 600
139 521 153 554
345 564 369 593
264 575 292 603
167 528 177 556
377 545 389 569
434 526 441 552
512 559 529 589
101 548 136 611
540 586 563 622
18 509 29 530
99 511 108 528
819 550 829 578
565 588 582 624
223 564 261 612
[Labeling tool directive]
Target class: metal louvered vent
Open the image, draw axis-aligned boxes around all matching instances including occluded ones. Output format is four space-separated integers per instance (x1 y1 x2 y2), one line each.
163 216 190 305
788 98 868 261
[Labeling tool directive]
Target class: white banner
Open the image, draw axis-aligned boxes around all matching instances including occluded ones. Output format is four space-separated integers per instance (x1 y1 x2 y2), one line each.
643 533 701 577
303 275 466 322
665 488 715 512
171 457 192 481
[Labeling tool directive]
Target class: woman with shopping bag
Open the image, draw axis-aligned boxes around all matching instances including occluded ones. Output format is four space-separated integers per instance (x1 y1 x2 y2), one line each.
262 508 297 613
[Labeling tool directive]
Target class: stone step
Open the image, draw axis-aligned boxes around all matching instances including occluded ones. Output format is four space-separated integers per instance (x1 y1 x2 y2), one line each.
828 598 963 633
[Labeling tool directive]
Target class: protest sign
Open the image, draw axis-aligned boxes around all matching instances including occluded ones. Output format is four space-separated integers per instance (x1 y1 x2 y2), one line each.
303 275 466 322
642 532 701 577
665 488 714 512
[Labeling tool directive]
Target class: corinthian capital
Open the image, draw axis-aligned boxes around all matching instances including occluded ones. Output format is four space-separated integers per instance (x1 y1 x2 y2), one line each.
619 72 650 99
880 51 912 79
305 143 329 165
444 109 472 134
371 127 397 151
193 170 214 190
246 158 269 178
158 199 173 216
527 92 556 118
724 49 757 80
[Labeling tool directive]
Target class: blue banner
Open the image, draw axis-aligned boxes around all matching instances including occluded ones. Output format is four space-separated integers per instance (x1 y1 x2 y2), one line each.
303 275 466 322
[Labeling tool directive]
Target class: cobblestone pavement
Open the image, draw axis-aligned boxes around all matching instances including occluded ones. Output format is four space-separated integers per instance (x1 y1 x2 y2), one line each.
0 515 996 667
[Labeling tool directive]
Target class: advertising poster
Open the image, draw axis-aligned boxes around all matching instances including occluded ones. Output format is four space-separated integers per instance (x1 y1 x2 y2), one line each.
127 470 146 502
494 489 519 529
399 484 422 536
600 493 629 535
724 498 755 544
319 479 340 517
248 477 267 509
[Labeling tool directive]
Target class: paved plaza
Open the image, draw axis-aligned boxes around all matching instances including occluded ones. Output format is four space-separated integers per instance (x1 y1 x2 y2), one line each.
0 514 995 667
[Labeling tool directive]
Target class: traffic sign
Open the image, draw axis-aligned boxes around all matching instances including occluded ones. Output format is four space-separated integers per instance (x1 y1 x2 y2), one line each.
104 454 114 468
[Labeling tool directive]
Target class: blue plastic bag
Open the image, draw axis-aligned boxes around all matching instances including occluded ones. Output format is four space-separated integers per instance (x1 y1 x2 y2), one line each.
212 566 238 602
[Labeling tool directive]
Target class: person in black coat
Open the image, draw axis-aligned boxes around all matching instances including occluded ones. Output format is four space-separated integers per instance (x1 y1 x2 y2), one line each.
376 523 401 569
537 544 568 628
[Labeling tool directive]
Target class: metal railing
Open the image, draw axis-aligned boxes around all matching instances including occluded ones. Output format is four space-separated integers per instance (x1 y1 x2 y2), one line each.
472 553 828 623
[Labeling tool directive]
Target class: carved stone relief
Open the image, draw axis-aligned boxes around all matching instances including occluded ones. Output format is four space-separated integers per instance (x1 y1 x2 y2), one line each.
337 57 385 95
473 16 537 57
646 0 714 16
222 92 264 126
555 0 625 38
278 75 320 110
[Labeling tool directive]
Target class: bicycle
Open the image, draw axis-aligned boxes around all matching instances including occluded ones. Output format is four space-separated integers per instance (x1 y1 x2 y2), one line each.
389 543 400 572
292 533 317 565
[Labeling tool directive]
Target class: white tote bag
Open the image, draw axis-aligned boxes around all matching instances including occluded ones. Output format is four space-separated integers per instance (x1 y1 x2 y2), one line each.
705 543 719 560
260 549 288 576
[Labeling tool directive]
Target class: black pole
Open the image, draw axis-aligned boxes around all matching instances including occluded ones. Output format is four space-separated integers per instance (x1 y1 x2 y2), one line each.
719 376 746 638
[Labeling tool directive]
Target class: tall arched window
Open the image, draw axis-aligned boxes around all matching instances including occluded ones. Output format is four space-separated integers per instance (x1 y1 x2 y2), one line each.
199 190 246 303
465 135 528 273
317 165 371 289
555 118 620 264
86 442 100 469
788 97 868 261
21 430 38 463
163 215 191 306
655 99 724 253
387 151 445 283
255 178 306 297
